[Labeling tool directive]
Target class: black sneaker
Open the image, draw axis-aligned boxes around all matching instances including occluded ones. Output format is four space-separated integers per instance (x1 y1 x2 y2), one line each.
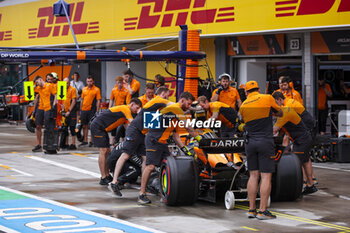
109 183 122 197
256 210 276 220
79 142 88 147
106 175 113 183
138 194 151 205
60 144 69 149
99 176 112 185
248 209 257 218
32 145 42 152
302 184 318 195
89 142 93 147
69 144 77 150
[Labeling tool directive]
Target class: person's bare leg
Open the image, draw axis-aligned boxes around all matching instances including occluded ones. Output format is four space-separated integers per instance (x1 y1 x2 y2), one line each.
111 152 131 184
141 155 146 172
303 160 314 187
140 164 155 194
98 148 110 178
259 172 272 212
247 170 260 210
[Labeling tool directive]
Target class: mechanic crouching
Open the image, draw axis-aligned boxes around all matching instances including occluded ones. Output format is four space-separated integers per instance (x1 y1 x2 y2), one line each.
90 98 142 185
138 92 202 205
272 93 318 195
239 81 283 220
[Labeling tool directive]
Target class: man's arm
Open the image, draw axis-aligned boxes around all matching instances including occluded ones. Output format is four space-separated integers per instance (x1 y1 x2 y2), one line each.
31 95 39 117
173 132 185 148
108 99 113 108
237 99 242 108
96 99 101 112
325 85 332 98
210 111 219 120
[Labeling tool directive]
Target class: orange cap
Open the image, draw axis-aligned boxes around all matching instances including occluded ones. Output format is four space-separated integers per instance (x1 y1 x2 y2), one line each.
245 81 259 91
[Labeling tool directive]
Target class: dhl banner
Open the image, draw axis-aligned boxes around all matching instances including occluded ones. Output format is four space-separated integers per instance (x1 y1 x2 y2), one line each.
0 0 349 47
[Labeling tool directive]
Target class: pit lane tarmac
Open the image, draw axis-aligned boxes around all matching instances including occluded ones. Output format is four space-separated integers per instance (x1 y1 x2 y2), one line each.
1 123 350 233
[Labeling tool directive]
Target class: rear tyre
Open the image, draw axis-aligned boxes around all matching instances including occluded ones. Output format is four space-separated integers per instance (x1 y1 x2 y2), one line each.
271 153 303 201
160 156 199 206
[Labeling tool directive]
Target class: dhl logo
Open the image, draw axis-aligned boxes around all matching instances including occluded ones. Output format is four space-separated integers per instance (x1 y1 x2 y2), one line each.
28 1 99 39
124 0 235 31
0 14 12 41
275 0 350 17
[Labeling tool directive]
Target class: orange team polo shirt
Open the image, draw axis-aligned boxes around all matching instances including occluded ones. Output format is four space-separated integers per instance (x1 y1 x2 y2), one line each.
273 88 303 105
64 86 77 112
139 94 155 107
212 86 240 110
110 86 129 106
35 82 57 111
318 83 332 110
126 79 141 104
81 85 102 111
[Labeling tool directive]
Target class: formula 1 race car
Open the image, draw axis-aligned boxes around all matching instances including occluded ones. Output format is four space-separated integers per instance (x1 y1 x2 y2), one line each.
160 129 303 209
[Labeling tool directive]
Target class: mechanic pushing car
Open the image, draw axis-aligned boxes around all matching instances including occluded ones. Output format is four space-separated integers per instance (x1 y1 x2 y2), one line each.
109 86 172 197
273 92 315 134
90 98 142 185
239 81 283 220
138 92 202 205
197 96 238 136
272 93 318 195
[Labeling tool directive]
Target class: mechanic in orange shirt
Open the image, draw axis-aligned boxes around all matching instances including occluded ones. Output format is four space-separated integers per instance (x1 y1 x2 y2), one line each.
211 73 241 110
79 76 101 147
32 75 57 152
90 98 142 185
62 77 77 150
109 86 172 197
273 104 317 196
137 92 201 204
239 81 282 220
138 82 156 106
123 70 140 103
109 76 129 108
198 96 237 136
318 76 332 135
273 76 303 105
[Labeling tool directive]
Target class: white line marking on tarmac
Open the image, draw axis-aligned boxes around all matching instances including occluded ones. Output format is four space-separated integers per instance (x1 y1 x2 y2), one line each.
0 164 33 177
25 156 100 178
312 165 350 173
339 195 350 201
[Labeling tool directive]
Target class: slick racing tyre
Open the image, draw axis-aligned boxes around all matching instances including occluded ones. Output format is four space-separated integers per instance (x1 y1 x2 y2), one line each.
160 156 199 206
271 153 303 201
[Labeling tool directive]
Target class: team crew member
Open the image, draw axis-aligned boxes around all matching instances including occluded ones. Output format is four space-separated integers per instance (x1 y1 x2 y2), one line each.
197 96 237 135
211 73 241 110
62 77 77 150
79 76 101 147
70 72 85 120
32 75 58 152
272 91 315 133
109 86 171 196
138 83 156 106
138 92 202 205
154 74 165 92
272 105 318 195
239 81 282 220
123 70 140 103
318 76 332 135
273 76 303 105
109 76 129 108
91 98 142 185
